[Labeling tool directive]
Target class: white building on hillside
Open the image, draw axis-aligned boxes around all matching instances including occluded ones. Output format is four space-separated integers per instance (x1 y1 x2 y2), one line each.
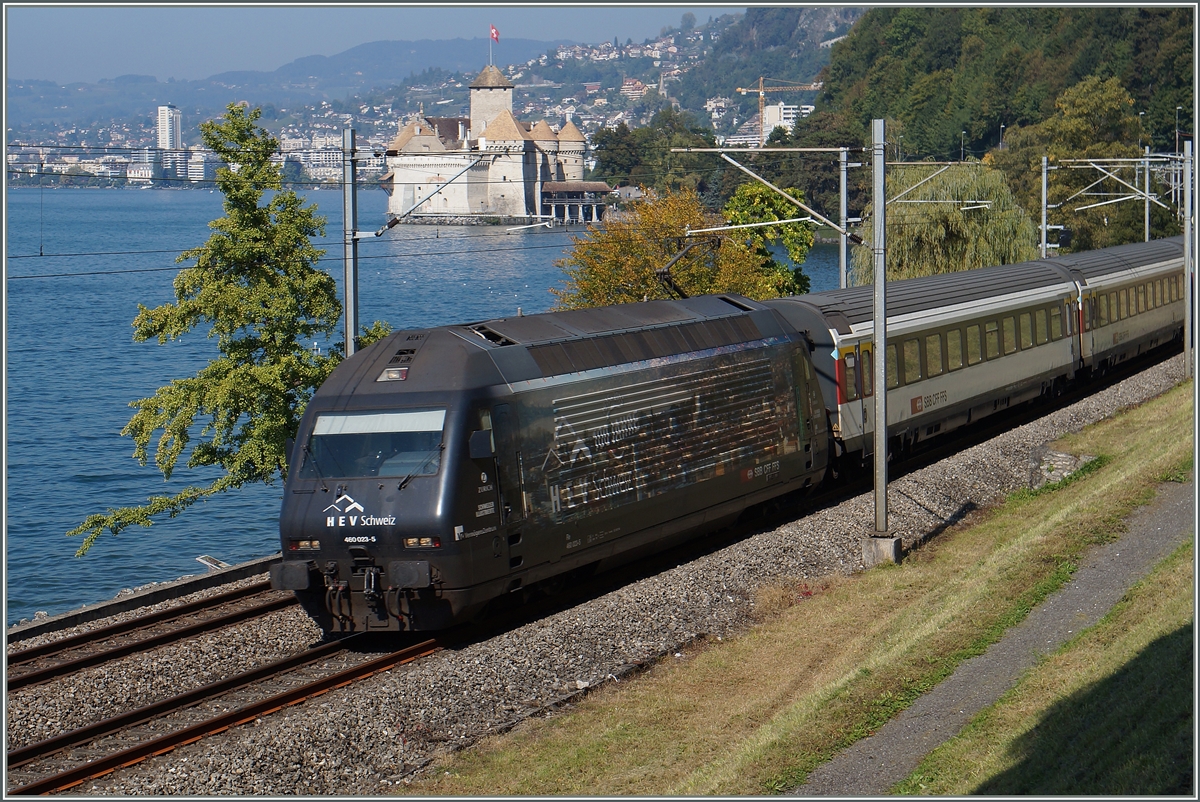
157 104 182 149
384 65 610 223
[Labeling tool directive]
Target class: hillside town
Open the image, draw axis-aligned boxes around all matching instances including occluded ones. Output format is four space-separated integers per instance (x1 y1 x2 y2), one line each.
6 15 829 190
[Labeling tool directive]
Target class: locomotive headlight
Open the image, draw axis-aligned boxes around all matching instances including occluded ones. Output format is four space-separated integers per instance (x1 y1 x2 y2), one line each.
288 540 321 551
377 367 409 382
404 537 441 548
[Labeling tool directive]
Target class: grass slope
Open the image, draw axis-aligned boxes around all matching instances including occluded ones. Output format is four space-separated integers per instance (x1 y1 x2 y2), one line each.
400 381 1193 796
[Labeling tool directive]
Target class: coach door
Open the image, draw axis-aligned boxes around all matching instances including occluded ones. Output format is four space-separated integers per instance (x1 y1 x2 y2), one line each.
838 344 870 455
858 343 875 456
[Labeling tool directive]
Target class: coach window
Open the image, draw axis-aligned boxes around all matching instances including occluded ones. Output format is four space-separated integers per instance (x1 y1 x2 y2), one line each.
926 333 944 377
1119 288 1128 319
862 348 873 397
1050 307 1063 340
886 344 899 389
1035 308 1049 342
1154 279 1162 307
1097 295 1108 327
1002 316 1017 355
1019 312 1034 348
1173 275 1180 301
984 320 1000 359
946 329 963 371
903 338 922 384
966 324 982 366
1137 285 1146 314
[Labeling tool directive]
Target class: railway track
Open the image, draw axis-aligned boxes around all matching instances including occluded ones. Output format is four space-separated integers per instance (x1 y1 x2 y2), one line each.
6 635 442 795
6 582 297 692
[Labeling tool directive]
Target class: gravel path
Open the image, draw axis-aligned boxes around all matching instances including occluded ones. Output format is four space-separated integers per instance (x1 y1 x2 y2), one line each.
795 478 1195 795
8 354 1185 796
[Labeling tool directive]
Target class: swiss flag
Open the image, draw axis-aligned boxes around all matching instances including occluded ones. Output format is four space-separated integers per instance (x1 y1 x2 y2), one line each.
490 24 499 43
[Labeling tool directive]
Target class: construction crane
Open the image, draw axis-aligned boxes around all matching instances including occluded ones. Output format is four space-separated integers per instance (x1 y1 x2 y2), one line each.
736 76 823 145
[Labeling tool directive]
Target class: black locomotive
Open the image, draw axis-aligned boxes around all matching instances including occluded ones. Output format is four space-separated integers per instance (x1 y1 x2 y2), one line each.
271 237 1187 633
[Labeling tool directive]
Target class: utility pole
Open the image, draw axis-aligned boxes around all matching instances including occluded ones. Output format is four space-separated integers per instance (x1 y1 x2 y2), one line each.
1186 139 1193 380
342 128 360 356
1042 156 1049 258
865 118 898 566
840 148 849 289
1144 146 1151 242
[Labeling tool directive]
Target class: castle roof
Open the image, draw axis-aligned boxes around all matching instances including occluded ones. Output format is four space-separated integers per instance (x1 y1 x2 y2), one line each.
557 120 586 142
479 109 530 142
529 120 558 142
470 65 513 89
388 119 447 154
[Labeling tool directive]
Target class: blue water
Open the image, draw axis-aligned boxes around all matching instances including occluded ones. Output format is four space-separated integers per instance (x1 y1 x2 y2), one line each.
5 187 843 625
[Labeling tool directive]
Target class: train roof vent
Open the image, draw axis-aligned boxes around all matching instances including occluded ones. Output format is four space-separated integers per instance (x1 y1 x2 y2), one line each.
467 324 518 346
717 295 756 312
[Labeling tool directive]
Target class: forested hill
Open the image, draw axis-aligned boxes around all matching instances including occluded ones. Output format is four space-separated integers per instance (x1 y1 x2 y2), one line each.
814 7 1192 157
673 7 864 114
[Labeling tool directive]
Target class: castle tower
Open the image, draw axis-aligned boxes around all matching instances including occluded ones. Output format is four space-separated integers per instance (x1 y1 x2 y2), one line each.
469 65 514 142
556 120 587 182
478 109 535 217
529 119 560 182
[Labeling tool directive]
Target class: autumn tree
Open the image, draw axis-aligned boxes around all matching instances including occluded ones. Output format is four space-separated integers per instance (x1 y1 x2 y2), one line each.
850 163 1038 285
552 188 800 309
68 103 389 556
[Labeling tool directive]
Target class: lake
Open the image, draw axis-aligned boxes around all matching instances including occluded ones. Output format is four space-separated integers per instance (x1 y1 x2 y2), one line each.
4 186 843 625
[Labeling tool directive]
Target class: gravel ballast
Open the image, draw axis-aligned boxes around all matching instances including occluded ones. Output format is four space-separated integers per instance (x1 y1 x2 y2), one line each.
7 355 1186 796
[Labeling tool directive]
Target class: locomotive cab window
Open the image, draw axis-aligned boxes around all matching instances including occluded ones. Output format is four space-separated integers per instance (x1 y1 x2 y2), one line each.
298 410 446 479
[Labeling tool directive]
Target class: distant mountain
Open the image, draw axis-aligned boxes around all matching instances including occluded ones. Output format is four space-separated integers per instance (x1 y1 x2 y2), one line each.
6 37 571 127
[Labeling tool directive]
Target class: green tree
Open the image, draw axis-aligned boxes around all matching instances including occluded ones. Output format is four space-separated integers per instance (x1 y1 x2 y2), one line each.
552 188 792 309
992 76 1178 251
587 109 719 196
850 163 1038 284
68 103 388 556
721 182 816 294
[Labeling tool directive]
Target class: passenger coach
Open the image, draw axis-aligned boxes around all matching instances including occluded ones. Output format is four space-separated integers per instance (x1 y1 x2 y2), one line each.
763 235 1185 463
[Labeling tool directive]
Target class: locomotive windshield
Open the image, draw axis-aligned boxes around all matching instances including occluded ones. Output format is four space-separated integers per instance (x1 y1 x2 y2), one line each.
296 409 445 479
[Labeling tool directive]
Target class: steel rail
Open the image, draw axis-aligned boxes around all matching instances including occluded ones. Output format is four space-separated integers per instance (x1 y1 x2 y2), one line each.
7 581 273 656
7 592 297 692
6 636 359 769
8 638 442 796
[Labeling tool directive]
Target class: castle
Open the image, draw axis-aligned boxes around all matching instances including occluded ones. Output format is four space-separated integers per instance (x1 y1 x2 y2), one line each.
383 65 611 223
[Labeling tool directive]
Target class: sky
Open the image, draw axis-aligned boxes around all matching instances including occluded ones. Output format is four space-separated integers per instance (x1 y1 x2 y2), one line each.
5 5 746 85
